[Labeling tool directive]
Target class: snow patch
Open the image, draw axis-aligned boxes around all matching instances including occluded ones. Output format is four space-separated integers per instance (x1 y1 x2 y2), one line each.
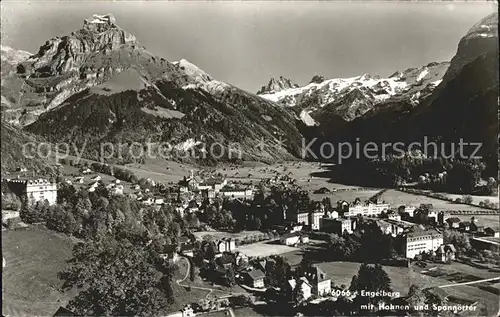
174 138 201 151
299 110 317 126
416 68 429 82
85 14 116 24
431 79 442 86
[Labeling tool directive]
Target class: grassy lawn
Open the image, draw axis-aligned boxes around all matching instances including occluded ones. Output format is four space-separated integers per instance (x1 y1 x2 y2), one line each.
193 230 265 241
380 189 487 211
64 156 196 185
233 306 267 316
2 227 77 316
311 190 381 203
452 215 500 228
438 285 499 316
435 192 499 205
235 241 300 258
278 243 500 317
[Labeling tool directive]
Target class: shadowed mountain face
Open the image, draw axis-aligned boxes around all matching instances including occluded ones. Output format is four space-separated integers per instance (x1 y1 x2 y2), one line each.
0 121 55 175
410 12 498 174
292 13 498 176
8 14 302 163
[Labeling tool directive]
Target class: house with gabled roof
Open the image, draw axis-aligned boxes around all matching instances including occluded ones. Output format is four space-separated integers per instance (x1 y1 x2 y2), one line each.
436 244 456 263
288 277 312 302
446 217 461 229
304 265 331 296
243 269 265 288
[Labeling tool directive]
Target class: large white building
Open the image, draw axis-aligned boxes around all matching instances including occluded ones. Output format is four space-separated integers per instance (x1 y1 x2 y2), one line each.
6 178 58 205
346 201 390 217
320 217 356 235
287 212 309 226
219 186 253 199
404 228 443 259
197 178 227 193
309 211 324 230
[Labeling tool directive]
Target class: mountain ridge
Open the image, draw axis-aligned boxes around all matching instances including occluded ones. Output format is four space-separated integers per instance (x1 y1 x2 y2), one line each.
14 14 303 164
258 61 449 125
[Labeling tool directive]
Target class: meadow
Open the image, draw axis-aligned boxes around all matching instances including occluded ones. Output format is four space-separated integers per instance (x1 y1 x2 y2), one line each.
2 227 77 316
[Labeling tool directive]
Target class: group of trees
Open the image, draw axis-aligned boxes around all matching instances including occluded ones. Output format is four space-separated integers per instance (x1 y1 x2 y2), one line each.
229 186 333 232
194 185 328 233
201 204 235 230
349 263 393 306
2 192 22 210
29 182 195 315
326 221 400 262
331 154 494 195
296 263 393 316
266 256 292 290
443 230 471 255
58 236 175 316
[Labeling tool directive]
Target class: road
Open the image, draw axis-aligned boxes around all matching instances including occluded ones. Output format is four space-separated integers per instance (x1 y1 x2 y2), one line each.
437 276 500 288
176 256 215 298
176 256 251 299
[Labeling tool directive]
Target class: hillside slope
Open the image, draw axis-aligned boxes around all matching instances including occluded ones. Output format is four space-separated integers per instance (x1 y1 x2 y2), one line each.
19 14 302 164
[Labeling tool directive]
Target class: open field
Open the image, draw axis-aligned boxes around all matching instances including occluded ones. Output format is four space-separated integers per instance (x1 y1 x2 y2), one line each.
64 159 380 203
310 189 382 203
452 215 499 228
233 306 266 317
380 189 487 211
64 156 195 185
278 246 499 316
235 242 300 258
435 192 499 205
218 161 370 191
315 261 498 316
60 164 138 195
437 285 499 316
2 227 77 316
124 159 197 184
192 230 266 242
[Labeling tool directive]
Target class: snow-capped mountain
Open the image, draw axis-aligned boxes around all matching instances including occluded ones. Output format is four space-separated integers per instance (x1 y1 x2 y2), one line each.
6 14 302 163
300 12 497 173
257 76 299 95
1 45 31 72
258 62 449 124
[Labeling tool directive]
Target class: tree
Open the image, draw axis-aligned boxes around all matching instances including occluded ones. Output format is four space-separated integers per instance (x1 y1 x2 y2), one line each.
350 263 392 305
229 294 253 307
266 256 291 289
443 230 471 254
293 281 305 307
462 195 473 204
46 205 79 235
406 284 425 316
296 257 313 277
58 237 171 316
225 266 236 287
20 198 42 223
254 218 262 230
1 193 21 210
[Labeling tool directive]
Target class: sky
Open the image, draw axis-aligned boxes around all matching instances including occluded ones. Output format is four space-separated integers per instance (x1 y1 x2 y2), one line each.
1 1 496 92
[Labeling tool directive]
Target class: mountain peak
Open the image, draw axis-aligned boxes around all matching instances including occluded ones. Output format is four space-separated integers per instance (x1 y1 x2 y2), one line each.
84 13 116 25
309 75 325 84
83 14 117 32
465 12 498 40
257 76 298 95
17 13 138 80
